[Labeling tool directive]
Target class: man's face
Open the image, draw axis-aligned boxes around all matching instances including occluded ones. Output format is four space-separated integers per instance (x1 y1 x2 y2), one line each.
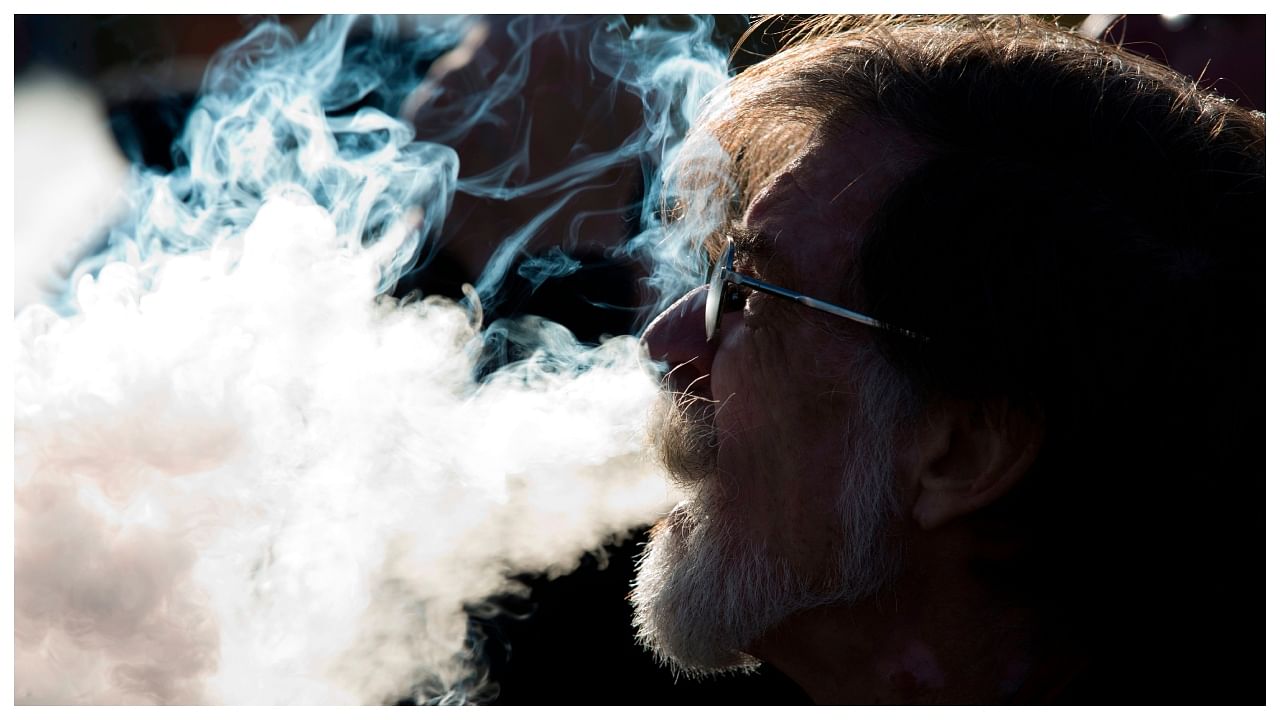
633 120 922 674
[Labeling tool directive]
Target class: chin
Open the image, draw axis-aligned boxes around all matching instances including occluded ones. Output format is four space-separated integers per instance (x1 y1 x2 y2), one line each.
631 500 796 678
632 455 904 679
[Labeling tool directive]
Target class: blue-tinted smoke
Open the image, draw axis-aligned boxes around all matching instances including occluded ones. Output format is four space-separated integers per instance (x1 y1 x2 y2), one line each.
16 14 737 705
66 16 466 306
64 14 729 324
412 15 730 313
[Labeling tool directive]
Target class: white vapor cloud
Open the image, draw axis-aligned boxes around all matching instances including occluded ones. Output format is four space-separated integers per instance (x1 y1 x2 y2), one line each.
14 73 129 311
14 192 672 703
12 14 729 704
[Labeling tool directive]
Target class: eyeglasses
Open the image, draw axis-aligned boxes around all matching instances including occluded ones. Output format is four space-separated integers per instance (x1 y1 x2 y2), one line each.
705 239 928 342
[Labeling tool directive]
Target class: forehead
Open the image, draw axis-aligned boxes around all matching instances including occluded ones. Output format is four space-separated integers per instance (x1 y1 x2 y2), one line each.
740 120 922 285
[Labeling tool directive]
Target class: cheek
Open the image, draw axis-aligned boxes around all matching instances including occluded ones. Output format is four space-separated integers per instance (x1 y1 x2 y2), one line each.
709 324 859 545
712 319 853 440
710 322 809 448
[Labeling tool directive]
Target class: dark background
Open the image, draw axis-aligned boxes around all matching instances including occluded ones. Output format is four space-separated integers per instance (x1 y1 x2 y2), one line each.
14 14 1264 705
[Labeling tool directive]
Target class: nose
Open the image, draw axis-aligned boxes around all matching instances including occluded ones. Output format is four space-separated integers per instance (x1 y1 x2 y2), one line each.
641 285 716 400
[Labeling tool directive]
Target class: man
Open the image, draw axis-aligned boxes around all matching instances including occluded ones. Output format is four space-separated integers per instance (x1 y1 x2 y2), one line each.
633 15 1263 703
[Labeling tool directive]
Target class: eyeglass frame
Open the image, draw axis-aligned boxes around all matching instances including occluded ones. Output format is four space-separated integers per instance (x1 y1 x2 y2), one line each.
705 239 928 342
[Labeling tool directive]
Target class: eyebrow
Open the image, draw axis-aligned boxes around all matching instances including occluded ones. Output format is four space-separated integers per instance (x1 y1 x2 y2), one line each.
727 218 799 286
727 219 774 262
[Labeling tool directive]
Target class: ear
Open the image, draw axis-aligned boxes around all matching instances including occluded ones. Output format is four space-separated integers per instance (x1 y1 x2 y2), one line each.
905 398 1044 531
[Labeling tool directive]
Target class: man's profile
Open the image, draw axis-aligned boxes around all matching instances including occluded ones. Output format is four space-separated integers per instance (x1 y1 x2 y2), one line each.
633 15 1263 704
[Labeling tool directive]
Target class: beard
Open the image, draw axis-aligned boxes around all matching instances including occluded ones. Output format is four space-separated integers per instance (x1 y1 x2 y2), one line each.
631 379 905 677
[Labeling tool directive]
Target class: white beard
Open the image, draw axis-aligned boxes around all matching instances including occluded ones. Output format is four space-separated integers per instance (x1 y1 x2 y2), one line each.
631 410 903 677
631 500 797 675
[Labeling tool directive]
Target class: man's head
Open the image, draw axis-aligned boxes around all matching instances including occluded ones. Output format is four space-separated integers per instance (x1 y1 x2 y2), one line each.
634 15 1262 701
632 122 923 674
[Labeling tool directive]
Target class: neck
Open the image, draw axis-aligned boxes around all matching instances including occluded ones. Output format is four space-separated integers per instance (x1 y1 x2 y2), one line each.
748 523 1085 703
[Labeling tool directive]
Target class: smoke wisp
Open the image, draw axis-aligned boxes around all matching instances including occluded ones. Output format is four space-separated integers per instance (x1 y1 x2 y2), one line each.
14 14 732 704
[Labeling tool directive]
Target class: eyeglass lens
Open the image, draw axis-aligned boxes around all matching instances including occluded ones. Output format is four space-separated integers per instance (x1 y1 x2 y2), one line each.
705 241 733 341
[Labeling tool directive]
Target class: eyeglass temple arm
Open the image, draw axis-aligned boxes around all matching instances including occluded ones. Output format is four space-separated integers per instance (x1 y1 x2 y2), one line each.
725 270 928 341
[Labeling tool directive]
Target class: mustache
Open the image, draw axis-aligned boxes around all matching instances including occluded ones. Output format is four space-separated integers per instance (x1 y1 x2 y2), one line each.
645 377 721 493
